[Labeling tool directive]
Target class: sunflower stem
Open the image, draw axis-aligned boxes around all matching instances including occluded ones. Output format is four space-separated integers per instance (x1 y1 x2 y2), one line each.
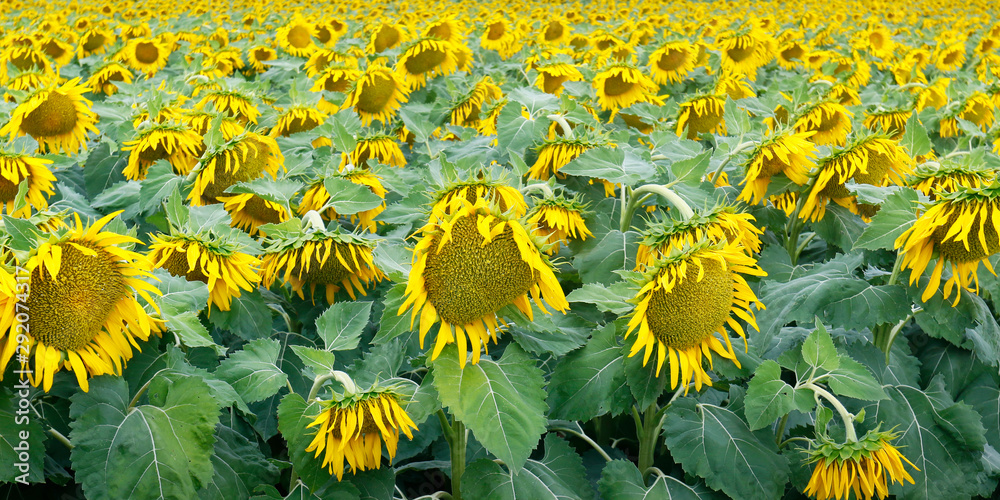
708 140 757 185
784 176 819 265
637 403 663 480
774 414 789 446
445 417 467 500
550 427 613 462
621 184 695 231
546 114 574 139
49 428 73 450
128 369 166 410
803 382 858 442
306 372 339 401
520 183 555 199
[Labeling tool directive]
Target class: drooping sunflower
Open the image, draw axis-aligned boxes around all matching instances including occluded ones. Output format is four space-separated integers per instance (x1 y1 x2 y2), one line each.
196 88 260 125
423 17 464 45
276 18 317 57
430 176 527 221
182 110 245 140
0 212 161 392
625 241 765 390
189 132 285 206
593 63 659 113
343 62 410 126
396 38 459 90
313 19 348 46
635 206 763 270
122 37 170 76
538 18 570 45
122 123 202 179
245 46 277 75
935 42 967 72
4 71 47 95
311 64 362 94
367 22 406 53
0 45 51 81
715 72 755 100
260 224 385 304
219 193 290 236
450 76 503 128
270 107 328 138
676 95 727 140
801 134 913 221
826 84 861 107
77 27 114 57
527 195 593 254
528 137 602 180
909 161 995 199
346 134 406 169
777 40 808 69
803 430 917 500
738 129 817 205
534 62 583 96
148 233 261 312
39 36 74 67
480 17 518 59
398 197 568 367
896 185 1000 304
0 78 99 154
298 169 387 232
915 78 950 111
716 27 776 80
0 148 56 217
794 101 853 146
85 62 134 95
648 40 697 84
954 93 995 133
305 385 417 481
305 48 348 79
863 108 912 139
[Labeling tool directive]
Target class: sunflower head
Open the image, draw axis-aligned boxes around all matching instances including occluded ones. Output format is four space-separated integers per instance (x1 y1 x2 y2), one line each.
738 128 817 205
399 197 567 367
676 94 727 140
297 169 387 233
123 37 170 76
367 22 406 53
593 62 659 113
528 137 604 180
794 101 853 146
0 144 56 217
863 108 912 139
804 429 917 500
346 133 406 169
534 61 584 96
122 123 202 180
0 78 99 154
220 193 290 236
396 38 459 90
909 161 996 199
85 62 134 95
277 17 317 57
625 240 765 391
896 184 1000 304
260 221 384 304
271 107 328 138
716 26 776 80
450 76 503 128
304 383 417 480
431 173 527 220
635 206 763 270
189 132 284 206
0 211 161 392
196 87 260 125
526 194 593 254
343 62 410 126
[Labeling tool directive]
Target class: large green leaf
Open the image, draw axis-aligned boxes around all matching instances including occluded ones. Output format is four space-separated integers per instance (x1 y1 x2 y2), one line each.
432 343 547 472
547 324 629 420
663 399 790 500
909 279 1000 366
70 375 221 500
216 339 289 403
744 360 798 431
315 301 371 352
572 229 640 285
597 460 721 500
810 204 866 251
209 291 274 340
199 425 280 500
322 177 384 214
0 386 45 484
564 282 635 315
461 435 595 500
854 188 919 251
558 146 656 186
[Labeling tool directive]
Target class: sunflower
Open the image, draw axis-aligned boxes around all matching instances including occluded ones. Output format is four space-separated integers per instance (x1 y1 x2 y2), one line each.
480 17 518 58
915 78 950 111
770 191 799 215
312 64 362 96
313 19 348 46
716 27 776 80
860 25 895 59
957 92 995 133
593 63 659 113
4 71 47 96
863 109 912 139
39 37 74 66
182 110 245 140
270 107 328 138
625 241 765 391
260 225 384 304
0 211 161 392
0 148 56 217
189 133 284 206
396 38 459 90
85 62 133 95
677 95 726 140
276 18 317 57
635 206 763 270
298 170 387 232
77 27 114 57
795 101 853 146
246 45 277 74
801 134 913 222
343 62 410 126
219 193 290 236
527 195 593 254
430 177 527 220
826 84 861 107
201 48 245 79
149 234 261 312
529 137 601 180
196 88 260 125
346 134 406 169
905 48 933 72
398 197 567 367
649 40 697 84
0 78 99 154
122 37 170 76
804 430 917 500
367 22 406 53
739 129 817 205
450 76 503 128
121 123 201 180
423 17 463 45
935 42 967 72
0 46 50 81
305 49 349 79
777 40 808 69
538 18 570 45
305 386 417 481
895 185 1000 304
909 162 995 198
534 62 583 96
715 72 755 100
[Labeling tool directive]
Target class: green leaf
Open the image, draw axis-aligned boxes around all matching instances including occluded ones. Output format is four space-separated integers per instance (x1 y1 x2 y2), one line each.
2 215 41 253
669 149 713 186
373 283 411 345
315 301 370 352
548 324 629 420
961 373 1000 455
901 113 932 158
164 310 226 356
462 435 595 500
558 146 655 186
663 399 790 500
199 425 280 500
810 204 866 251
228 178 303 206
70 376 220 500
432 343 547 472
276 393 330 492
330 110 361 151
508 86 560 117
565 282 634 315
290 345 337 376
910 279 1000 366
322 177 384 214
572 229 640 285
0 387 45 484
209 291 273 340
744 360 797 431
138 160 184 214
854 188 919 251
802 321 840 371
623 347 669 410
825 357 888 401
216 339 289 404
598 460 720 500
496 105 545 157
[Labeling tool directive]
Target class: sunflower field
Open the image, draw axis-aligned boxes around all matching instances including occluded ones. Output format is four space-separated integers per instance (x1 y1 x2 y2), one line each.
5 0 1000 499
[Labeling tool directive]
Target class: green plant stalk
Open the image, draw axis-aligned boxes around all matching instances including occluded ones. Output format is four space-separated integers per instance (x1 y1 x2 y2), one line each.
873 253 905 356
620 184 695 231
784 176 820 265
803 382 857 442
636 403 667 479
449 419 467 500
707 140 758 185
